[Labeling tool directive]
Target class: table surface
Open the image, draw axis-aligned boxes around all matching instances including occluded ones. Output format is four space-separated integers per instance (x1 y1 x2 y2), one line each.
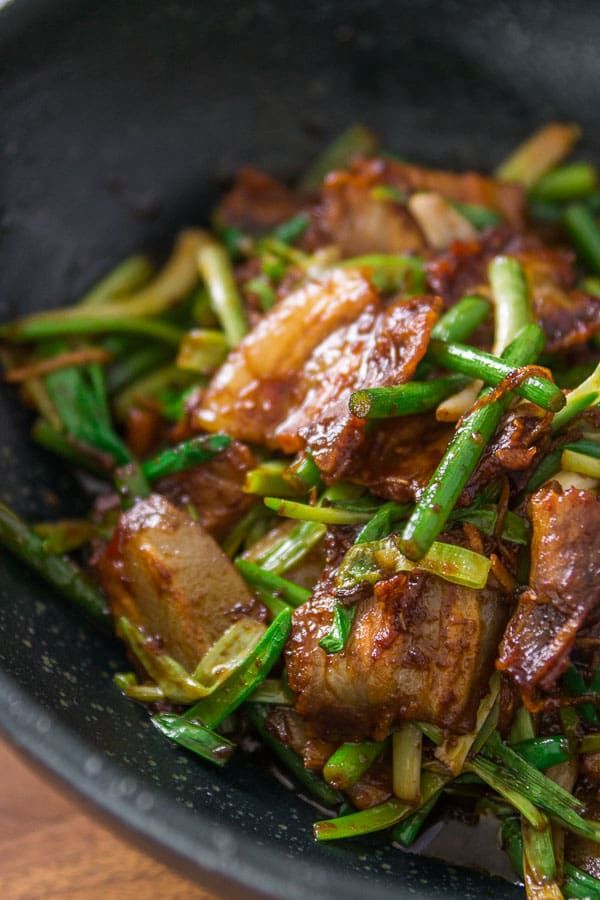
0 737 218 899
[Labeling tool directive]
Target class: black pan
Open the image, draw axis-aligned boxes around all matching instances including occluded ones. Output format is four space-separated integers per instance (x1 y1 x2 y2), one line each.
1 2 599 897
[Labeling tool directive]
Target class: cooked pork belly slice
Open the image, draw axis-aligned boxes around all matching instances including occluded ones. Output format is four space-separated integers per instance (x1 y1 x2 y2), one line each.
191 269 378 445
157 440 256 540
349 415 452 502
285 530 508 741
428 230 600 352
276 294 442 478
498 484 600 697
215 167 304 234
461 402 552 506
193 268 441 479
95 494 261 672
306 157 524 256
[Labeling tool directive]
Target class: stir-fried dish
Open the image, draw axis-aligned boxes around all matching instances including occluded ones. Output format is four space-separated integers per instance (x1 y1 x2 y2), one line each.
5 122 600 897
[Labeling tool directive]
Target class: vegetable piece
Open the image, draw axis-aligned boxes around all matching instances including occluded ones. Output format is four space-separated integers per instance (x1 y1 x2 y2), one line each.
106 343 174 395
323 741 386 791
264 496 373 525
354 501 411 544
319 603 356 653
79 255 155 306
530 162 597 202
483 732 600 842
152 713 235 766
314 797 412 841
283 453 322 494
33 519 95 555
44 354 133 467
0 230 206 339
181 608 292 729
392 723 422 804
272 212 310 245
114 462 151 507
551 361 600 433
391 771 447 846
0 314 185 344
489 255 533 357
32 419 111 476
428 339 564 411
177 329 228 373
300 124 378 193
503 818 600 899
467 757 547 829
198 241 249 346
564 203 600 275
247 678 292 705
336 535 491 592
245 704 342 806
349 375 470 419
450 201 502 230
512 736 570 770
0 499 108 626
4 347 112 383
407 192 477 249
450 505 529 545
250 520 327 575
563 666 598 725
141 434 231 482
117 615 252 703
430 295 490 343
400 322 545 561
234 558 311 607
244 462 301 498
523 821 560 899
435 675 500 775
495 123 581 187
561 448 600 480
314 769 444 841
339 254 426 293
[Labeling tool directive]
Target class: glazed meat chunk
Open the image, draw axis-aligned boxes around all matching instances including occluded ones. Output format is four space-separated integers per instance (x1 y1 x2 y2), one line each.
497 483 600 698
286 531 508 740
95 494 260 672
307 157 524 256
193 269 441 479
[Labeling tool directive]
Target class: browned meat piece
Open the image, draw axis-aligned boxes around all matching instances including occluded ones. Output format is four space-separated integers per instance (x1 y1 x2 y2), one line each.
95 494 261 671
192 269 441 479
497 484 600 698
306 157 524 256
461 402 552 506
266 706 335 771
191 270 378 445
427 231 600 352
276 294 442 478
215 167 304 234
157 441 257 541
286 530 508 741
307 161 424 256
518 247 600 351
345 758 393 809
350 415 452 502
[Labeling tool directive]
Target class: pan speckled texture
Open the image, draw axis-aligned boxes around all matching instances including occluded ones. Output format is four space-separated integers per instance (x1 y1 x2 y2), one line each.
0 1 598 897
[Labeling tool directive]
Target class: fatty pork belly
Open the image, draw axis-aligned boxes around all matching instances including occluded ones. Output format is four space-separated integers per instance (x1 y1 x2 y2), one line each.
96 494 261 672
285 530 509 741
193 269 441 479
498 483 600 700
305 157 525 255
428 230 600 352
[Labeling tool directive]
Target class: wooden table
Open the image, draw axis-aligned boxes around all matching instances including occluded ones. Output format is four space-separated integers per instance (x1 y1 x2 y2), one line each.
0 738 218 899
